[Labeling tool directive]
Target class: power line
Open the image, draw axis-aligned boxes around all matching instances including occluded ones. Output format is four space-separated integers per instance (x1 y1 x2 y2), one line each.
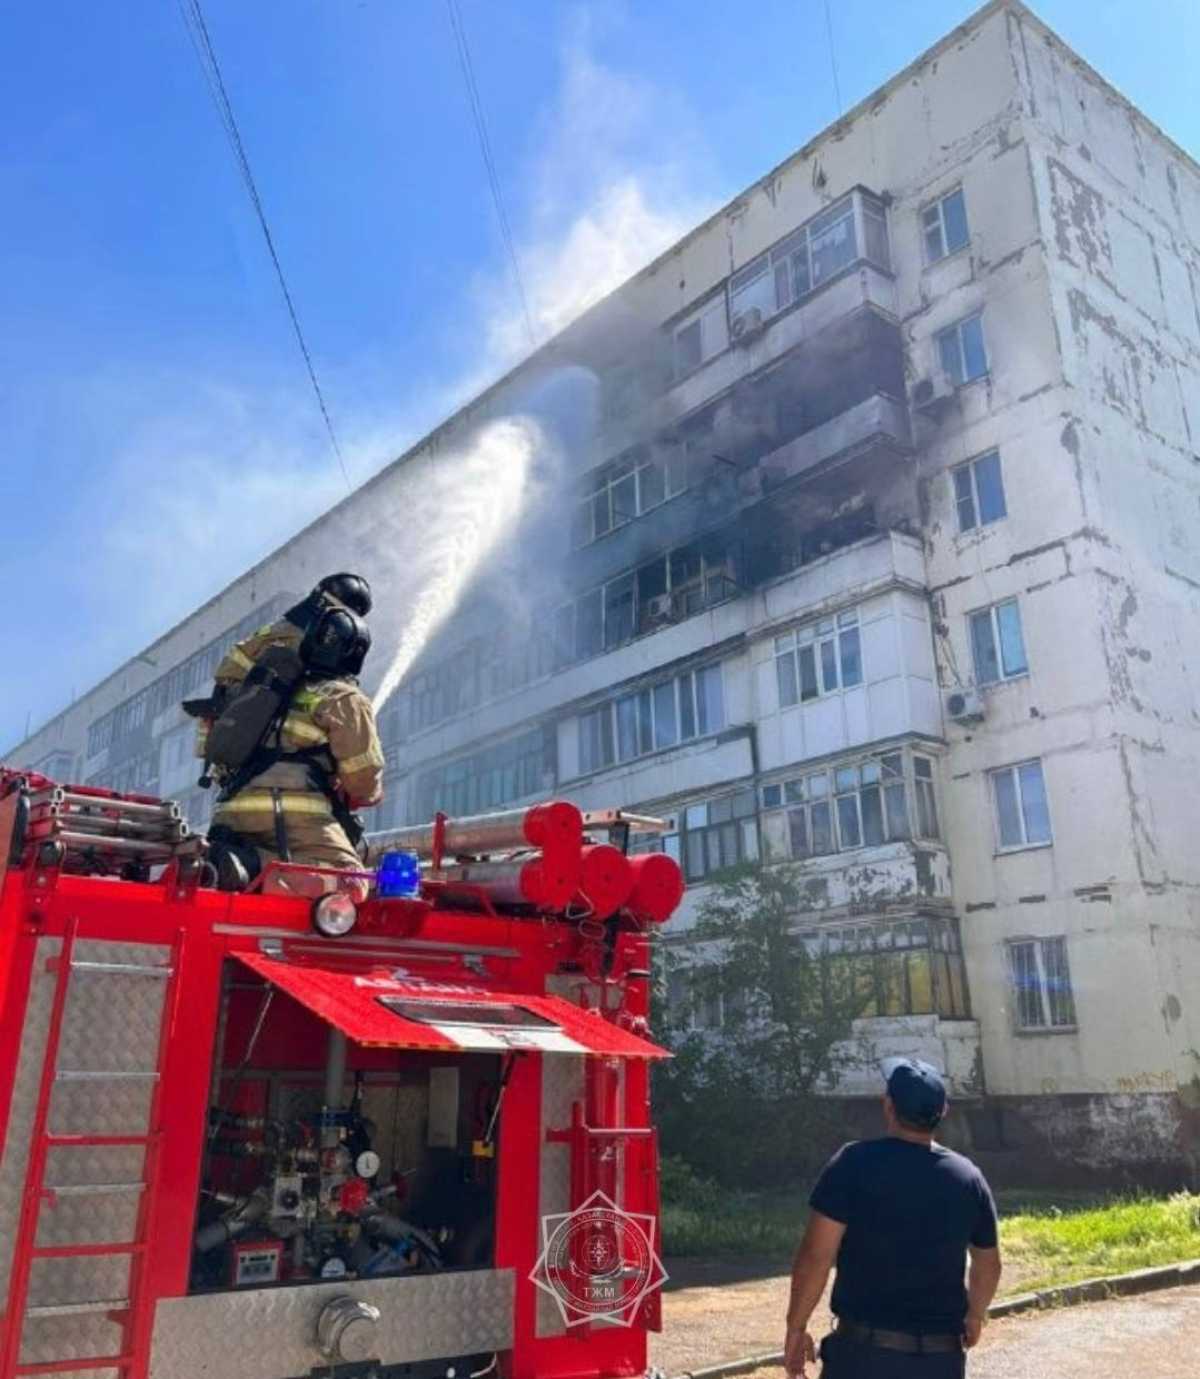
176 0 352 490
445 0 536 349
822 0 843 116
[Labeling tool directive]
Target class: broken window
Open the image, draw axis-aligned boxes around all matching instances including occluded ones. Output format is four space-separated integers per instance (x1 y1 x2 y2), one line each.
953 449 1007 532
937 312 988 384
1007 937 1076 1030
774 608 863 708
922 186 970 263
571 447 690 548
970 599 1028 685
991 759 1052 849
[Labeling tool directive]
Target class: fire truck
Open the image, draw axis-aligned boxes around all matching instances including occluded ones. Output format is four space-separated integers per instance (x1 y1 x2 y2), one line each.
0 771 684 1379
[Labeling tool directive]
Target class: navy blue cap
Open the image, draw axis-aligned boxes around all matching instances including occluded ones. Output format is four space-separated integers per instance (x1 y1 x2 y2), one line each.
883 1057 947 1127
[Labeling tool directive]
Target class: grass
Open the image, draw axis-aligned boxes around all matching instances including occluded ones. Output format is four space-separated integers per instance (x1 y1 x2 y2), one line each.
661 1162 1200 1297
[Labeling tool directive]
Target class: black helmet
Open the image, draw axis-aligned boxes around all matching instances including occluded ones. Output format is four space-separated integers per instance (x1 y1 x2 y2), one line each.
300 607 372 679
317 572 372 618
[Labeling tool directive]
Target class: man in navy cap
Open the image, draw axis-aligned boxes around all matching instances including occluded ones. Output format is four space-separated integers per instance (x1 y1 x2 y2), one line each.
783 1058 1001 1377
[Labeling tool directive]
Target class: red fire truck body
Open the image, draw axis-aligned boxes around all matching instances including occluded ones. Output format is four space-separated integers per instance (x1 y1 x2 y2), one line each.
0 775 682 1379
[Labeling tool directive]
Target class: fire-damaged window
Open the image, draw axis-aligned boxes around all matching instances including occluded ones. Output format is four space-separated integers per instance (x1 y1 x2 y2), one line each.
760 749 941 859
970 599 1028 685
937 312 988 385
799 917 970 1019
990 759 1052 851
412 727 554 821
1007 937 1076 1030
953 449 1007 532
727 191 890 332
774 609 862 707
570 446 689 548
576 663 725 774
554 531 741 665
922 186 970 263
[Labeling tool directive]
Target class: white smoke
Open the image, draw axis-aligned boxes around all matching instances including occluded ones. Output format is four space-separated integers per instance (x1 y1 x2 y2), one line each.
370 417 541 712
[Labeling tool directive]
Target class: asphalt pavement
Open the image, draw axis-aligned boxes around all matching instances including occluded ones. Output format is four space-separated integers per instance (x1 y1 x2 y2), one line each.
652 1274 1200 1378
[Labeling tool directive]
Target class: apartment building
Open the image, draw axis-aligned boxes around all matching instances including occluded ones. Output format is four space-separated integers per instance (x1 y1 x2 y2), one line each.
9 1 1200 1181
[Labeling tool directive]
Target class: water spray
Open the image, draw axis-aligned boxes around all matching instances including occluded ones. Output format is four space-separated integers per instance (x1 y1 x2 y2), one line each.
372 417 540 713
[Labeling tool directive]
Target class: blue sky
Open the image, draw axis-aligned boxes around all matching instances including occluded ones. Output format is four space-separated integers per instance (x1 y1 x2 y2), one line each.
2 0 1197 749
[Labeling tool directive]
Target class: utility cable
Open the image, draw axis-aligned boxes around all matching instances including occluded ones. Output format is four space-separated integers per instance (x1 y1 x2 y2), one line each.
445 0 536 349
822 0 843 116
176 0 352 490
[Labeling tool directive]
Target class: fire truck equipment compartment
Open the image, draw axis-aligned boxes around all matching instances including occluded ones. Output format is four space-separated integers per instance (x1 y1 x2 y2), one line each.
233 952 670 1058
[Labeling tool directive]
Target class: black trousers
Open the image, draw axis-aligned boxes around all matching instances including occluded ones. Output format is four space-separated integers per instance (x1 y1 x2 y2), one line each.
820 1333 965 1379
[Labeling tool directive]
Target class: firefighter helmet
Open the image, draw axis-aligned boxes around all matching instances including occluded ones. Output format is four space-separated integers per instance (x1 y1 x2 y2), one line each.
301 607 372 679
317 572 372 618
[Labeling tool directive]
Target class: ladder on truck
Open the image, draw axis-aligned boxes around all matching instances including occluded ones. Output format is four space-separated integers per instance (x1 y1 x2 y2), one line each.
0 919 181 1379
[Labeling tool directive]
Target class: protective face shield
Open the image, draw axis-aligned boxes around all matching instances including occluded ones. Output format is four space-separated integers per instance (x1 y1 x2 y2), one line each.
300 608 372 679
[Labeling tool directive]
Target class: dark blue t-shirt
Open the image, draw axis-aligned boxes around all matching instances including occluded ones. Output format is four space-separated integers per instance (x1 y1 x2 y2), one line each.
809 1137 998 1334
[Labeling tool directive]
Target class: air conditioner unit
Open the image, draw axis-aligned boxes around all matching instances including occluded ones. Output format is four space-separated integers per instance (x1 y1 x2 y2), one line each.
944 687 986 725
730 306 766 345
910 374 955 421
644 593 679 624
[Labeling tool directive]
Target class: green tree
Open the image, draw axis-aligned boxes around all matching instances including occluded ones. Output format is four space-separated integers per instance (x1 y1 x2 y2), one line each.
655 863 874 1186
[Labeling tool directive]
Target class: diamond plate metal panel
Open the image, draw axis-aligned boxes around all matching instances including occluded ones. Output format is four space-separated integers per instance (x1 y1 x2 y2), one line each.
148 1269 515 1379
0 936 61 1300
27 1253 131 1309
37 1185 144 1248
20 1310 124 1366
49 1074 156 1136
57 972 168 1074
46 1143 146 1187
72 940 171 969
537 1053 583 1339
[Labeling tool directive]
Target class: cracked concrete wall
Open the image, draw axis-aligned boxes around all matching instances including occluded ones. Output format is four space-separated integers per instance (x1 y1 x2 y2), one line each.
914 4 1200 1148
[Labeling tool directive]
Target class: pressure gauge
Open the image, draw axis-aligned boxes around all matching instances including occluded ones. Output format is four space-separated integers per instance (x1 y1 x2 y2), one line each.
355 1150 381 1179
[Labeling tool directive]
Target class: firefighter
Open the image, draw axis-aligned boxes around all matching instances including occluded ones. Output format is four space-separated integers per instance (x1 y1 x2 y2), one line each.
196 574 384 890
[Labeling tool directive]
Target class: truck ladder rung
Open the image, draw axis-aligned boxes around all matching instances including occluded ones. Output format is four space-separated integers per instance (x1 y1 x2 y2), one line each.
31 1242 145 1260
44 1133 154 1149
17 1356 133 1375
69 961 173 979
44 1182 144 1198
24 1299 129 1318
54 1071 158 1083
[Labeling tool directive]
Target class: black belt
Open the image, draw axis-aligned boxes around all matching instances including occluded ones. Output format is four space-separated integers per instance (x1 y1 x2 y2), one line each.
835 1320 962 1354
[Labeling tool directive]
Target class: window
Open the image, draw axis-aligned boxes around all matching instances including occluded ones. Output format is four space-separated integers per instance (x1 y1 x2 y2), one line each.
761 749 939 857
577 664 726 774
802 917 969 1019
922 187 970 263
571 448 689 548
970 599 1028 685
1008 937 1076 1030
953 450 1007 532
414 728 554 821
937 313 988 385
681 790 759 882
671 297 728 378
728 192 890 328
774 610 863 708
990 760 1052 849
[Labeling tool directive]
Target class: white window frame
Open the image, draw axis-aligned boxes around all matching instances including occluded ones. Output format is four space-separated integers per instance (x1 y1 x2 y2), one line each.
953 450 1007 533
990 759 1053 852
969 598 1028 686
571 448 689 549
774 609 863 709
922 186 969 264
577 663 726 775
671 296 728 379
761 747 939 859
1007 937 1077 1031
937 312 988 385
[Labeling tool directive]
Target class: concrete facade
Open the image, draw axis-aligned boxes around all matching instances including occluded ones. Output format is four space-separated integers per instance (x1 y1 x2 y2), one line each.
8 2 1200 1181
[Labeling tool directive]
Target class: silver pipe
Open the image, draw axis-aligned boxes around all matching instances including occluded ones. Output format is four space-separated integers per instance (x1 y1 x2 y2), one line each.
370 805 545 859
322 1028 348 1149
55 831 178 859
30 789 181 820
31 811 187 841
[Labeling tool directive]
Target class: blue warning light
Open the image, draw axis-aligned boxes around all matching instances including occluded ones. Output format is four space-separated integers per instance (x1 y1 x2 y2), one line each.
376 850 422 899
